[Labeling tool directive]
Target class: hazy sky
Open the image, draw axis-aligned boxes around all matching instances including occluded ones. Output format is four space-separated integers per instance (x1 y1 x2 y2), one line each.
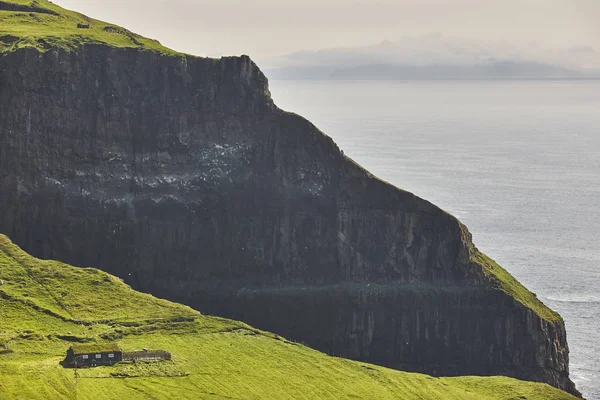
56 0 599 61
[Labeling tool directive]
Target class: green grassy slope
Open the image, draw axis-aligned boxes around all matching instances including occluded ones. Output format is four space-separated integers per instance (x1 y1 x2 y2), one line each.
0 0 176 53
0 234 576 399
472 250 561 322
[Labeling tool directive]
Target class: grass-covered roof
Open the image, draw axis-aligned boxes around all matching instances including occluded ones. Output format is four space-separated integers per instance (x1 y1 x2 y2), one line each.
70 343 122 355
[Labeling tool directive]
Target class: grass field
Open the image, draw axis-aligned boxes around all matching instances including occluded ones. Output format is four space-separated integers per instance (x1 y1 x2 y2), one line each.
0 234 577 399
0 0 177 53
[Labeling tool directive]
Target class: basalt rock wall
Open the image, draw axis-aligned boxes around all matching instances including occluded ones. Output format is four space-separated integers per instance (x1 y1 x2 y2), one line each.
0 46 578 395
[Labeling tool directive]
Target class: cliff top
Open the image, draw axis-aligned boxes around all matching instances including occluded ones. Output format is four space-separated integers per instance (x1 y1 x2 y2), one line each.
472 250 562 322
0 234 576 399
0 0 177 53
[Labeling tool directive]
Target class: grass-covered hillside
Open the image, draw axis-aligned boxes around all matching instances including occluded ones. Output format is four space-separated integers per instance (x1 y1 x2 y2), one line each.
0 0 176 53
0 234 577 400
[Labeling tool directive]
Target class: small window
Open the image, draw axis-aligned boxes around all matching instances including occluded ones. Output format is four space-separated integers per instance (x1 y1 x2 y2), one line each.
108 353 114 358
95 354 102 359
82 355 89 360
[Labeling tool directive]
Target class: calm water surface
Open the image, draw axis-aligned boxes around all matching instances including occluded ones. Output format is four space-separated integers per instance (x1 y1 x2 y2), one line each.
268 79 600 399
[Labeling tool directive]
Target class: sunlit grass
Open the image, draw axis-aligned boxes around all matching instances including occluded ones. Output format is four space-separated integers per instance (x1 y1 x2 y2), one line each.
0 234 576 399
0 0 178 54
471 250 561 322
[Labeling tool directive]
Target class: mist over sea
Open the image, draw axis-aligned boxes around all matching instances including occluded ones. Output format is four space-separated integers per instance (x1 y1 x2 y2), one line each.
268 79 600 399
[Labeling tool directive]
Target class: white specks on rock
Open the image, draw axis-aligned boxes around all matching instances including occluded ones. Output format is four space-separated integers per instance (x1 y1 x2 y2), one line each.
297 167 328 197
46 177 64 188
190 142 252 186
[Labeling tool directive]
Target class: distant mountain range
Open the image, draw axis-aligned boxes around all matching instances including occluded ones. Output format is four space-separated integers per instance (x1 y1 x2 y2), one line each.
262 34 600 80
266 61 587 80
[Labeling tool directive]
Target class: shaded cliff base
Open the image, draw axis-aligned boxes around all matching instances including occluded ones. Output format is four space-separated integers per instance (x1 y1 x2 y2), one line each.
194 281 578 397
0 234 578 399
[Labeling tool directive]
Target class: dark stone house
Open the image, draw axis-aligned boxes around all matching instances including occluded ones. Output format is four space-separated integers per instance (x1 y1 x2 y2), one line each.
65 343 122 367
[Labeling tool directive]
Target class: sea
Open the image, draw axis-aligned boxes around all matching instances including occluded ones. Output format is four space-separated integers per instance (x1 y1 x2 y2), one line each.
267 78 600 399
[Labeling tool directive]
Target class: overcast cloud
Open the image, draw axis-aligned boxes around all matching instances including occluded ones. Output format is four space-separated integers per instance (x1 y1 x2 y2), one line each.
55 0 599 67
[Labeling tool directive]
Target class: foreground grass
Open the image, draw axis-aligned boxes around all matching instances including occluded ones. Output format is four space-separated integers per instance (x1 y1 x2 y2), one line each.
0 234 576 399
0 0 177 53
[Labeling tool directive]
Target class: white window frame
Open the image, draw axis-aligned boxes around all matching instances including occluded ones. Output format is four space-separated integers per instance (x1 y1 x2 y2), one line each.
82 355 89 360
95 354 102 359
108 353 114 358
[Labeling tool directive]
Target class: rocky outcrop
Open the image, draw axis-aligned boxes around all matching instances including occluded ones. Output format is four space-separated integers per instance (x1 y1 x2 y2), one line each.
0 46 578 395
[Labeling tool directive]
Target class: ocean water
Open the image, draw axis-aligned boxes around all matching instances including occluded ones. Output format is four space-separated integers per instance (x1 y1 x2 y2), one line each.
267 79 600 399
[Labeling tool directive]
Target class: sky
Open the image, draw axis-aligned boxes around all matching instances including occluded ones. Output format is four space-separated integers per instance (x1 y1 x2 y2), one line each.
55 0 600 66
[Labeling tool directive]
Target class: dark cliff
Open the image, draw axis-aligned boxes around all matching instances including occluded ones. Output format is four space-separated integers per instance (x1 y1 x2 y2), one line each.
0 46 578 395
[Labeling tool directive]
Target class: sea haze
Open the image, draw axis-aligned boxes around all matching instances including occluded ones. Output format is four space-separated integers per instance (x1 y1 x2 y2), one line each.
267 78 600 399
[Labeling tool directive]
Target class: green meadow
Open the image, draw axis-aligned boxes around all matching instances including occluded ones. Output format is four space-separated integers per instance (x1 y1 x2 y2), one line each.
0 235 577 399
0 0 177 53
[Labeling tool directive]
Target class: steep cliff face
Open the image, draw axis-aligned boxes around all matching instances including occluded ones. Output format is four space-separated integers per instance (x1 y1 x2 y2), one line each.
0 46 578 395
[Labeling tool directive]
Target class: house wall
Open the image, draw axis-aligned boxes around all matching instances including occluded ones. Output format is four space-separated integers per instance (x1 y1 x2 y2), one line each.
67 351 123 367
